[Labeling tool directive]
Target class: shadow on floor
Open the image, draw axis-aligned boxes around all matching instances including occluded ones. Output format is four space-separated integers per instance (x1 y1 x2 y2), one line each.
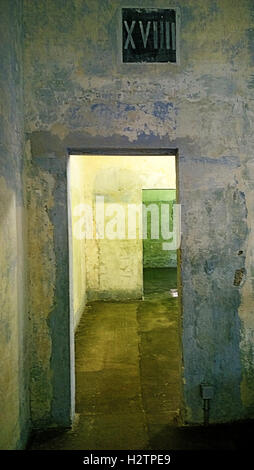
148 420 254 450
28 419 254 451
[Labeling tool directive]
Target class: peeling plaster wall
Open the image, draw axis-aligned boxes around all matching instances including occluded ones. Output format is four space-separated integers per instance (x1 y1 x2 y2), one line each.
26 163 55 425
26 156 74 429
23 0 254 425
0 0 30 449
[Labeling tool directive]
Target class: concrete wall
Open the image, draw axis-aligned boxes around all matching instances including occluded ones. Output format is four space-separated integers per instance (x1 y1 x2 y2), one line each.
23 0 254 426
69 156 87 330
0 0 30 449
26 155 74 429
143 189 177 268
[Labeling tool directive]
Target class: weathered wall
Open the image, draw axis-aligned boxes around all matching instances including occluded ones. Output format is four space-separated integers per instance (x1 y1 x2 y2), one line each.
26 155 74 429
69 156 87 330
0 0 30 449
23 0 254 425
143 189 177 268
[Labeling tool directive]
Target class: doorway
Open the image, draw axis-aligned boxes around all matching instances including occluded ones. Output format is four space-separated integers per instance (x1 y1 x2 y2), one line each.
66 151 182 449
142 188 177 297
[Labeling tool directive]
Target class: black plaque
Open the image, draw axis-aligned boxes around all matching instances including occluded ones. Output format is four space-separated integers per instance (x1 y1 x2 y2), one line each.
122 8 176 63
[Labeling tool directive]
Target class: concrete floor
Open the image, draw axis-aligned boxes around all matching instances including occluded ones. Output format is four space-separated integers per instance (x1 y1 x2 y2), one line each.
28 268 254 450
29 268 182 450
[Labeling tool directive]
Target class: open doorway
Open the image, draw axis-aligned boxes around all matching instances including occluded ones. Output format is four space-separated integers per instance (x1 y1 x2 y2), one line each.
66 151 182 449
142 188 177 297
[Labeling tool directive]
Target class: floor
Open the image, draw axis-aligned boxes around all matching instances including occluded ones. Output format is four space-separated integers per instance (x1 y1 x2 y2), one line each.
29 268 182 450
28 268 254 450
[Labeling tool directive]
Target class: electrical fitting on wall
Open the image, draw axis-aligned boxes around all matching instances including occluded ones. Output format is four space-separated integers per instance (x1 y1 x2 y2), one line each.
200 383 214 426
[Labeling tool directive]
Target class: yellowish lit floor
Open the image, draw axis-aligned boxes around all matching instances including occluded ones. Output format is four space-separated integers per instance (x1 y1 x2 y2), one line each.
29 268 182 449
28 268 254 450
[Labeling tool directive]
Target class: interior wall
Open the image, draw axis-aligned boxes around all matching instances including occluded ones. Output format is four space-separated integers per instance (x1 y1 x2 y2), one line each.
143 189 177 269
23 0 254 426
71 155 175 301
69 157 87 330
0 0 30 450
26 156 74 429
